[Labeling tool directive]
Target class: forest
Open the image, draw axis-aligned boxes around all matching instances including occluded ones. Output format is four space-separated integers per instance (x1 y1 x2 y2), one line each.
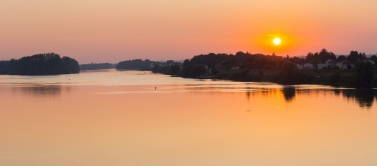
80 63 116 70
0 53 80 75
151 49 377 88
116 59 151 70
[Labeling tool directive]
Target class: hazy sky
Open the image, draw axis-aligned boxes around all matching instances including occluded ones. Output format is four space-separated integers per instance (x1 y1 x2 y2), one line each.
1 0 377 63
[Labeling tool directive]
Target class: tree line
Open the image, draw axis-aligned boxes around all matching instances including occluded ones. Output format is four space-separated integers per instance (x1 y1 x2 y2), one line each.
0 53 80 75
116 59 151 71
149 49 377 88
80 63 116 70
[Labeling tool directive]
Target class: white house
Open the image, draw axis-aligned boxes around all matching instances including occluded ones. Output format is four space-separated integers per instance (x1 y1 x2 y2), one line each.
367 59 375 65
335 62 345 69
318 60 336 69
325 60 335 64
318 63 328 69
341 62 356 69
303 63 314 69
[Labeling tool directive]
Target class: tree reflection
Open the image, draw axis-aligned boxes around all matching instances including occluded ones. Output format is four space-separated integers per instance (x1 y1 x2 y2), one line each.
282 86 296 102
342 89 377 108
334 89 341 96
12 85 63 97
243 87 376 109
246 91 250 101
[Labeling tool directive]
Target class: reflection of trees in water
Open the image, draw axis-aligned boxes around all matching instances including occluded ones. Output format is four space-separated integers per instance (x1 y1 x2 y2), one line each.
334 89 341 96
282 86 295 102
243 88 376 109
342 89 377 108
246 91 250 101
177 83 376 109
12 85 63 97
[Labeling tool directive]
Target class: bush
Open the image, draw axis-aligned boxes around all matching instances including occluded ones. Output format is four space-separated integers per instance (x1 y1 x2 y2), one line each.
355 61 375 88
277 62 314 85
330 71 341 86
178 64 206 78
215 72 230 79
245 71 264 82
211 67 220 75
170 65 180 75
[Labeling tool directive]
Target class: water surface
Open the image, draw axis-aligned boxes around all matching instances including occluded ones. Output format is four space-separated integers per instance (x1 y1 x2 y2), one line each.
1 70 377 166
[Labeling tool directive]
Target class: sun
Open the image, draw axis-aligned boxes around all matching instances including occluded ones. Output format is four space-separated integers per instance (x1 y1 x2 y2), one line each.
273 38 281 45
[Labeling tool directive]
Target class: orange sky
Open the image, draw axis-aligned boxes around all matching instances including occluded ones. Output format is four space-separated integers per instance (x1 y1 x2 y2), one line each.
1 0 377 63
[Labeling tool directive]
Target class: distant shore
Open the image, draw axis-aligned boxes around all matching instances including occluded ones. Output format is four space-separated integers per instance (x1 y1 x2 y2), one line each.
146 50 377 88
0 53 79 75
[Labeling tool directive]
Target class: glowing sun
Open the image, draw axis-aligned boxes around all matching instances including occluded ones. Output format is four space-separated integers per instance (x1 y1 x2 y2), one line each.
273 38 281 45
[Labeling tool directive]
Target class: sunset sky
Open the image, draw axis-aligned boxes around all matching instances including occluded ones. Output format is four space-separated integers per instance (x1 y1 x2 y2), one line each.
1 0 377 63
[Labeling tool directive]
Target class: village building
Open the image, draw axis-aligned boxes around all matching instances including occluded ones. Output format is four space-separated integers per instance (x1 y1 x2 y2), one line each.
303 63 314 69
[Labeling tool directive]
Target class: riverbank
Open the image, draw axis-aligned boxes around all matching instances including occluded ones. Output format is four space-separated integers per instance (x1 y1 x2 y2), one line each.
156 66 377 88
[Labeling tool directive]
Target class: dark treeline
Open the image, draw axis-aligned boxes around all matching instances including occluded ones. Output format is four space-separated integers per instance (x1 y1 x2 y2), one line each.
181 52 311 84
301 49 376 65
116 59 151 70
151 60 181 76
153 49 377 88
80 63 116 70
189 52 287 69
0 53 80 75
0 61 11 74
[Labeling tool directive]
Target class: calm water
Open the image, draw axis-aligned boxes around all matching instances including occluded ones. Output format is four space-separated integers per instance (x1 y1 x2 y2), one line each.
1 70 377 166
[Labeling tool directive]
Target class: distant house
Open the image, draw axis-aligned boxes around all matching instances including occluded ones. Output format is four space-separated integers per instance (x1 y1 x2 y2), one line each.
158 63 169 67
296 63 315 69
335 62 345 69
366 59 375 65
303 63 314 69
318 63 328 69
326 60 335 64
318 60 336 69
150 63 155 68
341 62 356 69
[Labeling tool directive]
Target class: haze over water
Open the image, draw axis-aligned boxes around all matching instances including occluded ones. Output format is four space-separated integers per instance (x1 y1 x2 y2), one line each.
1 70 377 166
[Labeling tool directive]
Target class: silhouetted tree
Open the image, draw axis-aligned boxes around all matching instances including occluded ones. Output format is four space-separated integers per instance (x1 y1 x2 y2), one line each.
347 51 365 62
330 71 342 86
355 61 375 88
5 53 79 75
306 49 335 63
318 49 336 62
116 59 151 70
170 65 180 75
277 61 313 85
337 55 347 61
80 63 115 70
0 61 10 74
178 64 206 78
183 59 190 66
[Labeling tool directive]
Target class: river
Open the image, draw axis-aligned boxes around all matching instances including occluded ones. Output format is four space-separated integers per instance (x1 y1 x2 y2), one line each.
0 69 376 166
